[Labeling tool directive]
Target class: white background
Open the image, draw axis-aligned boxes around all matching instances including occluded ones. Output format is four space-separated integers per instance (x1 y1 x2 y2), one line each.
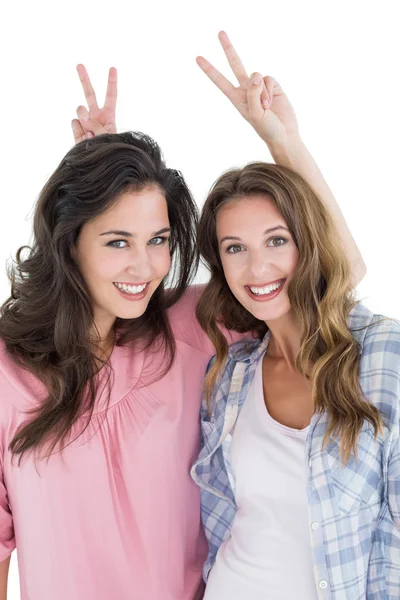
1 0 400 596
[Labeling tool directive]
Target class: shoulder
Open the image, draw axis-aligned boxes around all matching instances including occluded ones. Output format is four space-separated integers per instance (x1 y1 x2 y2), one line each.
351 305 400 428
361 314 400 400
167 284 213 355
167 284 203 326
359 311 400 358
167 284 257 358
205 336 264 379
202 336 265 418
349 302 400 354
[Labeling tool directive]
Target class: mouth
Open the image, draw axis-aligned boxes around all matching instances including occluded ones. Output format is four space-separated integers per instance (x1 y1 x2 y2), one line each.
113 281 150 301
245 278 286 302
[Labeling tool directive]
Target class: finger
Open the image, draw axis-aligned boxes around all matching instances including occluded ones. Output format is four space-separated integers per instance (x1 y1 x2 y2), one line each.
264 75 284 100
71 119 86 144
76 105 89 121
247 72 265 123
104 66 118 113
196 56 236 102
218 30 248 86
78 117 108 136
76 64 99 111
261 81 271 110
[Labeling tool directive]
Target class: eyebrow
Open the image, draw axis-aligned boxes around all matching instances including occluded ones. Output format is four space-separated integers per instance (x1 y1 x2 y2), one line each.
219 225 289 244
100 227 171 237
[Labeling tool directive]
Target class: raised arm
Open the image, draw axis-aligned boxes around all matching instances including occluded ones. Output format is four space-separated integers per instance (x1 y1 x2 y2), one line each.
196 31 366 286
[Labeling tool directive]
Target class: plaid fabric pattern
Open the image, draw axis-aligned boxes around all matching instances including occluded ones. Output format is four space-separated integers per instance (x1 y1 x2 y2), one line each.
190 303 400 599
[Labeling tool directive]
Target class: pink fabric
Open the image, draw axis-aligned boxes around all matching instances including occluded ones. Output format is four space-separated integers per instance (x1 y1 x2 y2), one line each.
0 286 232 600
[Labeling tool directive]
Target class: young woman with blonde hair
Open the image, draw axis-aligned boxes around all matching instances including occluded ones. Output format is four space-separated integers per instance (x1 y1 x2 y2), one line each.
192 160 399 599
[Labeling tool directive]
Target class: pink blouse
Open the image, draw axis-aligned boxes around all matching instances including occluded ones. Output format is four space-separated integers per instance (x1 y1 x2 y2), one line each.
0 286 232 600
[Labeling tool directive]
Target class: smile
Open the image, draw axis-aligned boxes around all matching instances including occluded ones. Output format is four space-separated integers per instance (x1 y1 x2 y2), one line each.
245 279 286 302
113 282 149 297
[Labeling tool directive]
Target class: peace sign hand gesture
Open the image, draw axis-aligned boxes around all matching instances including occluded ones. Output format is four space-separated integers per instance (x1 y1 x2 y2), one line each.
71 65 118 144
197 31 299 147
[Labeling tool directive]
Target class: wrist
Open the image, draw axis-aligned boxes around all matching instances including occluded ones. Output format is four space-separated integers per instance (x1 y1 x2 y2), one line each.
266 134 306 167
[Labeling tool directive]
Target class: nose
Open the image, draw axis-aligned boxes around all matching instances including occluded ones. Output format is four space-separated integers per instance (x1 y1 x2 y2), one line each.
248 248 272 279
125 246 153 281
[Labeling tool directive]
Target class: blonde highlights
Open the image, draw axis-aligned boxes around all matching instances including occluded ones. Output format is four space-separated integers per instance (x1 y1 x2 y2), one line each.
196 162 382 462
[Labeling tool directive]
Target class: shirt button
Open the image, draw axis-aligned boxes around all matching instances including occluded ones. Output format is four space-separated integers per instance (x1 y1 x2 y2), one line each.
311 521 320 531
319 580 328 590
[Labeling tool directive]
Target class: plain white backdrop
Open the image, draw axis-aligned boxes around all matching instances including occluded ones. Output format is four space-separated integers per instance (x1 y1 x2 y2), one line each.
1 0 400 596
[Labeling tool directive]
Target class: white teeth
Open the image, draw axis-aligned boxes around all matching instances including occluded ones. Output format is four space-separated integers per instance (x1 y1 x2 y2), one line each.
249 281 282 295
114 282 146 295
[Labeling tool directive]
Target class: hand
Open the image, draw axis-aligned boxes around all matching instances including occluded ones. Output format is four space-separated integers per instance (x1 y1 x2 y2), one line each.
71 64 118 144
196 31 299 146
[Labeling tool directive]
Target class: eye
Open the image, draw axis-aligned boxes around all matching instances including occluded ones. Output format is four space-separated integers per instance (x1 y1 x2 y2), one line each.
226 244 244 254
267 236 287 247
107 239 128 249
148 236 169 246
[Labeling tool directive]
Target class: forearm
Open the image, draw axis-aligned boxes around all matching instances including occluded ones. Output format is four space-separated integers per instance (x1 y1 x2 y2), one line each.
0 556 10 600
268 135 366 286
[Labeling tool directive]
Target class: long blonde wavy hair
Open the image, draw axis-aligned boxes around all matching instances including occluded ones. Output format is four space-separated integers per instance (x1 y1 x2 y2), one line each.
196 162 382 462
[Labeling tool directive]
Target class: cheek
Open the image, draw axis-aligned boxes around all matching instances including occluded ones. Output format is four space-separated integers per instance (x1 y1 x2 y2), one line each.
154 248 171 278
87 252 126 281
220 255 244 289
287 247 299 275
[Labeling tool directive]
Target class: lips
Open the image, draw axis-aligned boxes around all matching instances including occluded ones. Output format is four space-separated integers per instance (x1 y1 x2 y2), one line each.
113 282 147 295
245 278 286 302
113 282 150 302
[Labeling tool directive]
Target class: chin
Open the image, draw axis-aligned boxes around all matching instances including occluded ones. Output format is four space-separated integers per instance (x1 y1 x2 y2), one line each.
116 304 151 320
255 306 292 324
238 295 292 324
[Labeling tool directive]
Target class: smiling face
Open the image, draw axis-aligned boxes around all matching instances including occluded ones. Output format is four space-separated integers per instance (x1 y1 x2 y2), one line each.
217 194 299 324
74 185 171 338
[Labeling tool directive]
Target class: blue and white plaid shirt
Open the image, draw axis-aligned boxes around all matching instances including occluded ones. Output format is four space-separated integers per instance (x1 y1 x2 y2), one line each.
191 303 400 599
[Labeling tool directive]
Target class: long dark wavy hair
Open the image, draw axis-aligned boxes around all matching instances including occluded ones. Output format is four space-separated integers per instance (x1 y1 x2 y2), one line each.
196 162 382 463
0 132 198 460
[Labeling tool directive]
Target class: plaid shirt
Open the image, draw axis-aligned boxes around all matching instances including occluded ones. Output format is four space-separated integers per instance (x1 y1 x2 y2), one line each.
191 303 400 599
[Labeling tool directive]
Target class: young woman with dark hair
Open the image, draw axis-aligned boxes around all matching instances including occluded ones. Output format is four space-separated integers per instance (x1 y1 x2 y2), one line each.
0 33 366 600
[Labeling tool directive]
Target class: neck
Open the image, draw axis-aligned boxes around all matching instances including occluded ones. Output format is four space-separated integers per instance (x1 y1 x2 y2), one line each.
96 331 115 356
265 310 302 368
91 314 116 359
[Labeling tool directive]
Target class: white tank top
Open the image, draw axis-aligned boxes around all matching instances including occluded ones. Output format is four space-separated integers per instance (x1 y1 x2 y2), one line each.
204 355 319 600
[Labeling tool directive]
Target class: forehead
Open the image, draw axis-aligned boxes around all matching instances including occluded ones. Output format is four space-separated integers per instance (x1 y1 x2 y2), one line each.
216 194 285 234
89 185 169 231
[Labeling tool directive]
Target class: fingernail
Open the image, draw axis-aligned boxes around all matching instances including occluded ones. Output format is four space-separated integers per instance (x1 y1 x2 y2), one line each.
262 98 270 108
252 74 262 85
